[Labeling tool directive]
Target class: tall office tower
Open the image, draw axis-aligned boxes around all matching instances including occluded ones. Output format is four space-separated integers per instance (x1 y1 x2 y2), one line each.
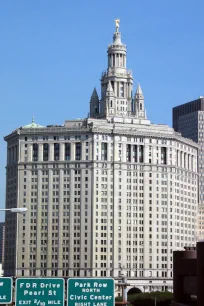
4 21 199 291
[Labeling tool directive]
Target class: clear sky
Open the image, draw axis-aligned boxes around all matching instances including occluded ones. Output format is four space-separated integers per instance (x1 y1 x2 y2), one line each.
0 0 203 219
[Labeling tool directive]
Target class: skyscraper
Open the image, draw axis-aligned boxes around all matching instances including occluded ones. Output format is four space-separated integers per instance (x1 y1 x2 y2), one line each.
4 21 199 291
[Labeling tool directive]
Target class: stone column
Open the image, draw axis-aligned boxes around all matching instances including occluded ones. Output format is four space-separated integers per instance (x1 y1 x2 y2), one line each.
92 138 96 160
177 150 180 167
81 142 86 161
114 141 118 161
49 144 54 162
27 144 32 162
152 145 156 165
60 143 64 161
71 143 75 161
122 143 126 162
20 145 24 163
144 145 149 164
38 144 43 162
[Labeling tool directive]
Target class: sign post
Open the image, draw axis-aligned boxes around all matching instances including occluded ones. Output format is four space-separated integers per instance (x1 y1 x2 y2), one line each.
67 278 114 306
0 277 12 304
16 278 64 306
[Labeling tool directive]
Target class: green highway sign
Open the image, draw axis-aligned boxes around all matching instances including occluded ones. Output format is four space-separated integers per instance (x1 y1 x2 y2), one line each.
0 277 12 304
16 278 64 306
67 278 114 306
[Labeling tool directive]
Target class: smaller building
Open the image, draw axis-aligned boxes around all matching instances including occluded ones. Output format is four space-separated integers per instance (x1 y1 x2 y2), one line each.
172 241 204 306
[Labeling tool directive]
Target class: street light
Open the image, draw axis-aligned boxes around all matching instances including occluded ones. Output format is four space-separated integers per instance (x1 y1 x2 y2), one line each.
0 208 27 214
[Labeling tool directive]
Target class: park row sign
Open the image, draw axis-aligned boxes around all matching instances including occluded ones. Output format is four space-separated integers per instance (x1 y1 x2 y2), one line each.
0 277 114 306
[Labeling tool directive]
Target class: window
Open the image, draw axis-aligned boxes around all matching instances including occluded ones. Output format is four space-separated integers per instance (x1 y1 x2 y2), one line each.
139 145 144 163
101 143 107 161
126 144 131 162
75 143 81 160
33 144 38 161
161 147 167 164
43 144 49 161
54 143 60 161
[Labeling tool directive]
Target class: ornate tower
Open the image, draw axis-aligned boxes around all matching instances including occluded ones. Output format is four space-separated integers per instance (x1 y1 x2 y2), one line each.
89 20 148 122
100 20 134 118
90 88 100 118
134 84 147 119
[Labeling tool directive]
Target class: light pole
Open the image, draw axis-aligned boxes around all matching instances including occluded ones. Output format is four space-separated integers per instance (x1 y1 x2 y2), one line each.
0 208 27 214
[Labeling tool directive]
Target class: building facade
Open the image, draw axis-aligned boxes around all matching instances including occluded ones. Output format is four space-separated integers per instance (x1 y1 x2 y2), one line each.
173 97 204 203
4 22 199 290
173 98 204 240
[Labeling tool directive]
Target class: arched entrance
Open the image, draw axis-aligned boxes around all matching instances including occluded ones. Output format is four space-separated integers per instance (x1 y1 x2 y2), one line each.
128 287 142 295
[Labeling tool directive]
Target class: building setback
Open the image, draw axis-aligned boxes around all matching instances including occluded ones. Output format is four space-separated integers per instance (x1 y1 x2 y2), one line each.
4 21 199 290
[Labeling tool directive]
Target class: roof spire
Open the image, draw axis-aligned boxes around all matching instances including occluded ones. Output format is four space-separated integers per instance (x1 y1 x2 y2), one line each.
32 116 35 123
135 83 144 97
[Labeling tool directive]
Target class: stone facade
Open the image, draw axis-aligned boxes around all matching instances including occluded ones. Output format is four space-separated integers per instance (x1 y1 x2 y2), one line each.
4 22 199 291
173 98 204 240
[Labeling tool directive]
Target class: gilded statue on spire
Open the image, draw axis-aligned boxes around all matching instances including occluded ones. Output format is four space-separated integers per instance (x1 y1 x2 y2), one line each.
115 19 120 32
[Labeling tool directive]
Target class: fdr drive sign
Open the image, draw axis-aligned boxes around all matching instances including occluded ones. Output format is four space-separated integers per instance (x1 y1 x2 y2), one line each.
15 278 64 306
67 278 114 306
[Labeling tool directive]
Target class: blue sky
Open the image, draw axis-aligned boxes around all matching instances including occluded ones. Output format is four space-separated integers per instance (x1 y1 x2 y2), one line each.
0 0 203 219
